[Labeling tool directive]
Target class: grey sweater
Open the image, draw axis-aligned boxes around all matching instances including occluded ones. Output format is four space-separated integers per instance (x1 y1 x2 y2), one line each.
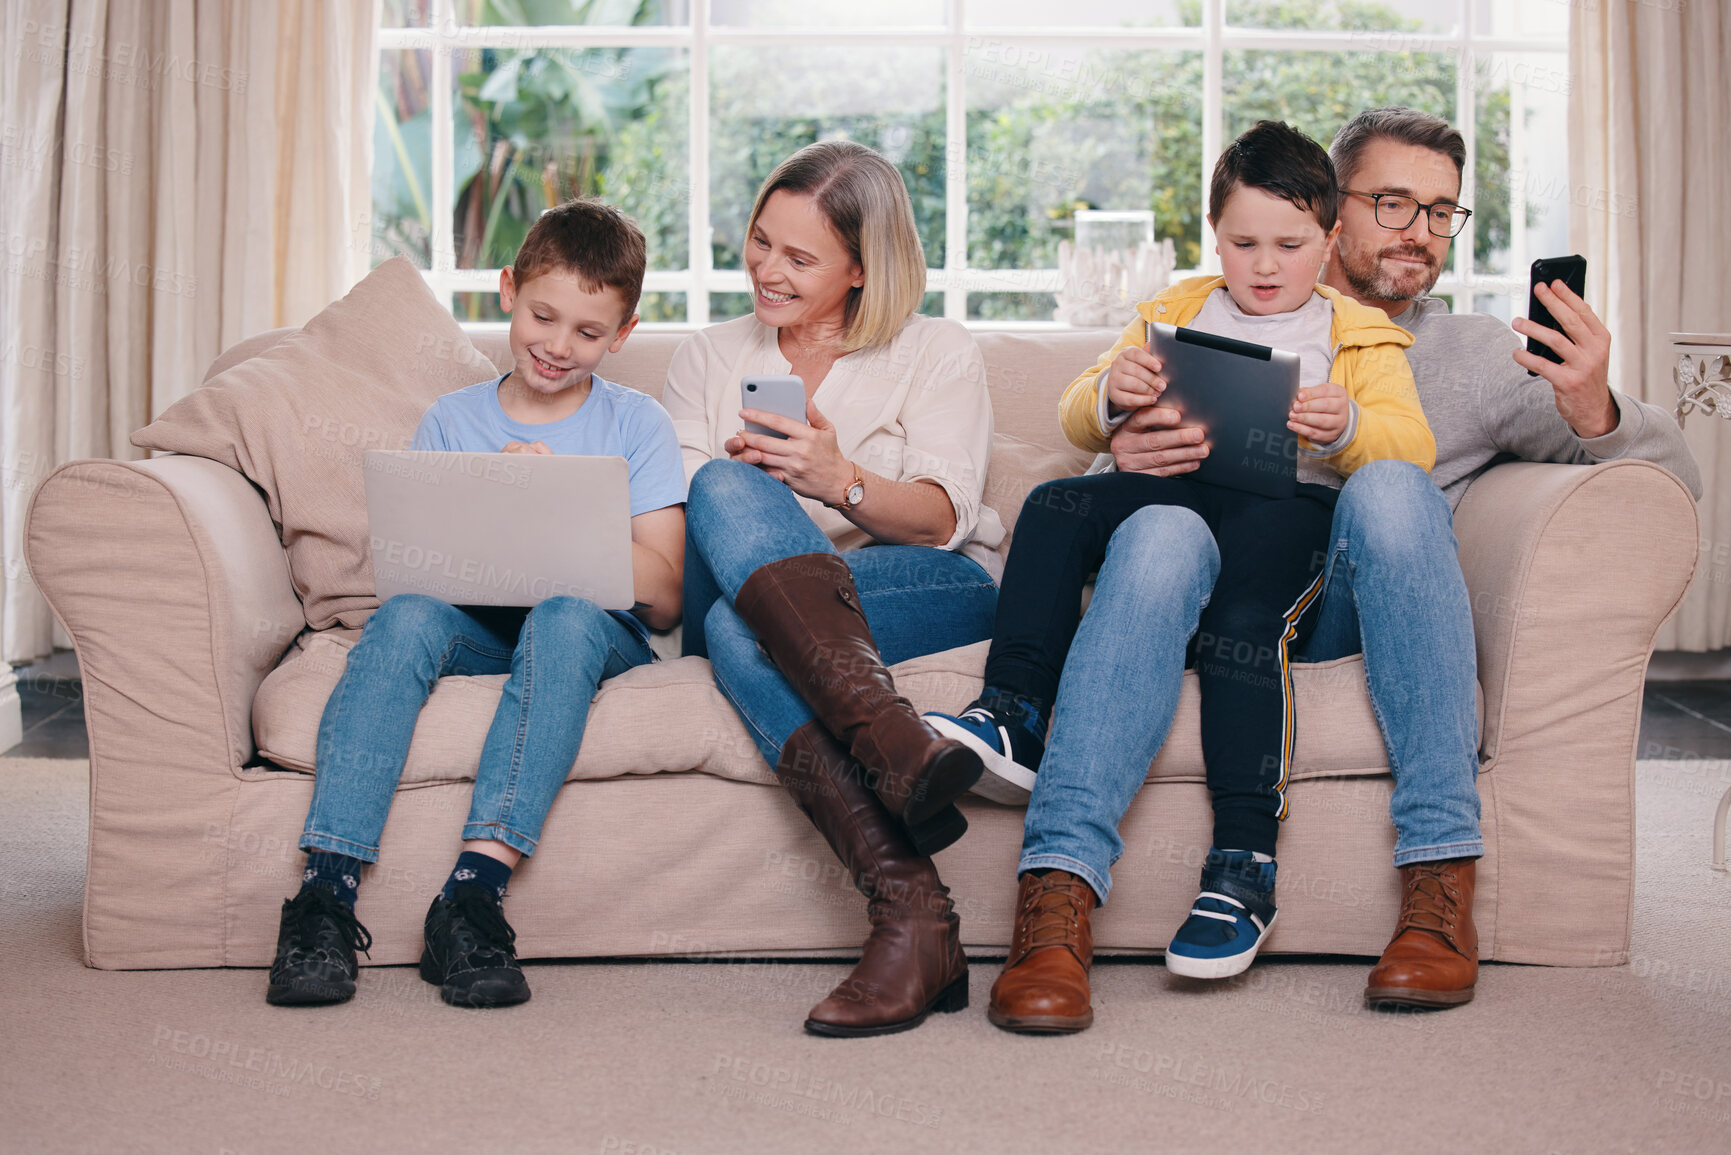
1398 296 1703 509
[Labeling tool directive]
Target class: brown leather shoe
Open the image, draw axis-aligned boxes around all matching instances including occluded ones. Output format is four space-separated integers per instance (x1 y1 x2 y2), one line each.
988 870 1098 1033
734 552 982 839
1365 858 1478 1009
776 721 969 1037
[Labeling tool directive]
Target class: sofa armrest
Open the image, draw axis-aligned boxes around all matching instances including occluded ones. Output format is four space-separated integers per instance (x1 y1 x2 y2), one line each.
26 456 305 777
1452 459 1698 963
27 456 307 967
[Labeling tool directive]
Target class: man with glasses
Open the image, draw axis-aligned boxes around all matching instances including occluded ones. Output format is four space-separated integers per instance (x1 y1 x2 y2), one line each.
1347 190 1473 242
988 108 1699 1028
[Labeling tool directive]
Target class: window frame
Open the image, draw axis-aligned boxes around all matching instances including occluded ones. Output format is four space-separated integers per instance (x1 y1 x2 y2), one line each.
378 0 1568 329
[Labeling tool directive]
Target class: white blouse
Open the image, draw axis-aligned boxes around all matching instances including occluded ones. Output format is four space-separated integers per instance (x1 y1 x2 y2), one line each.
662 313 1006 576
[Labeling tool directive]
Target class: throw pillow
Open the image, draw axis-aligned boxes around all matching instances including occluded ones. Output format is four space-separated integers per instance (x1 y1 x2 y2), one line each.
132 256 496 630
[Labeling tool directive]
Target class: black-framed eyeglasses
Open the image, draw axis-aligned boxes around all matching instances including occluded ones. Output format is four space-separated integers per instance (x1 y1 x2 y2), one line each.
1342 189 1473 239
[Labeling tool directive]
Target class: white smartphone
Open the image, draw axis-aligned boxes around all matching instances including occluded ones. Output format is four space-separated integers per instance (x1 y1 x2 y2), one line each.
741 375 808 439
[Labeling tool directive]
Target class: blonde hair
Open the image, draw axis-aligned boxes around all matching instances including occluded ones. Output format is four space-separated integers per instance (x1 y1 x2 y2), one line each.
744 140 926 352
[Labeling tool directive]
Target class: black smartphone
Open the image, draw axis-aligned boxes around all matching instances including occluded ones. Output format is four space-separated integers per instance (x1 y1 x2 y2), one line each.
1525 254 1587 375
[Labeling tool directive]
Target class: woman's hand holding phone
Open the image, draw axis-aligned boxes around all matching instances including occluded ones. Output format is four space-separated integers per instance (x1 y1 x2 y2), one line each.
731 399 853 501
726 375 803 460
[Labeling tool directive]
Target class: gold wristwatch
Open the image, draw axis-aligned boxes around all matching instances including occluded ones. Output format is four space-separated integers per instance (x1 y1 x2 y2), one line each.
831 463 865 512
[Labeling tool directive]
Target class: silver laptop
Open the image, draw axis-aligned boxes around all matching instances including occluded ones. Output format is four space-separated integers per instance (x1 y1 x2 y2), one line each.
1147 321 1304 499
362 451 635 610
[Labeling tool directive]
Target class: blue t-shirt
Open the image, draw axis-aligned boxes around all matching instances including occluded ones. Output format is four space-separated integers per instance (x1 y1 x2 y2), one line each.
413 371 686 516
411 371 686 638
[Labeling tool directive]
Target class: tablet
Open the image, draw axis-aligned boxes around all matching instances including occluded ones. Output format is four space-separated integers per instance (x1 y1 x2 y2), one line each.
363 451 635 609
1146 320 1302 499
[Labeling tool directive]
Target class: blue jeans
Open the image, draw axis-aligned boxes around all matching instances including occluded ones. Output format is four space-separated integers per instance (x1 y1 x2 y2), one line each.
983 471 1337 857
301 593 652 861
684 459 998 767
1019 505 1221 902
1298 460 1483 867
1019 460 1483 902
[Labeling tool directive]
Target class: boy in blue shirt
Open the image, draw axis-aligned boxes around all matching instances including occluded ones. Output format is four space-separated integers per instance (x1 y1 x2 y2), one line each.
268 200 686 1009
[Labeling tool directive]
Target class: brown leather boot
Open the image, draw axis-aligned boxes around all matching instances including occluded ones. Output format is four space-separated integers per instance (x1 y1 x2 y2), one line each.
988 870 1098 1033
1365 858 1479 1009
734 553 982 840
776 720 970 1037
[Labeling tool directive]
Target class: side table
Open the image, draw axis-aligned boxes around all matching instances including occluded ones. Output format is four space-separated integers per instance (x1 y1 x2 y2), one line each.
1674 333 1731 868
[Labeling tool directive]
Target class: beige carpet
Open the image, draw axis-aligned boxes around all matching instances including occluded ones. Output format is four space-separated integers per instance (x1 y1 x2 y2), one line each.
3 756 1729 1155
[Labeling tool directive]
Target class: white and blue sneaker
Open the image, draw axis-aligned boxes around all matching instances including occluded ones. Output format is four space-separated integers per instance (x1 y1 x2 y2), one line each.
1164 849 1278 980
923 699 1045 806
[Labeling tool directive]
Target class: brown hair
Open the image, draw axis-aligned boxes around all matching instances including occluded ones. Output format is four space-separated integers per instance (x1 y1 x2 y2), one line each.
745 141 925 352
510 198 647 321
1329 107 1466 192
1209 120 1339 233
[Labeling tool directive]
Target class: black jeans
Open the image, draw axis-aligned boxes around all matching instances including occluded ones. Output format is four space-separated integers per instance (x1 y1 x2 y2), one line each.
984 470 1338 856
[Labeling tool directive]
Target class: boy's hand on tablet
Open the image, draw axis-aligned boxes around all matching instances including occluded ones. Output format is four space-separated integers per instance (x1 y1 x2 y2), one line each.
1287 382 1349 445
501 440 552 454
1106 345 1167 416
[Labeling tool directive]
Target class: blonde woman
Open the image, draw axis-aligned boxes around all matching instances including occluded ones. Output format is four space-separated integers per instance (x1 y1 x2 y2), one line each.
663 141 1003 1037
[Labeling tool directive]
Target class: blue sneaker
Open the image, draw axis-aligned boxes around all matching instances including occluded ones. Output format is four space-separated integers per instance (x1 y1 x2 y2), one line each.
1164 849 1278 980
923 698 1045 806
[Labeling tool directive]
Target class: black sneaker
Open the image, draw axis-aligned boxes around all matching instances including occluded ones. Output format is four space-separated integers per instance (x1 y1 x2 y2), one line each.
419 884 530 1008
266 885 373 1006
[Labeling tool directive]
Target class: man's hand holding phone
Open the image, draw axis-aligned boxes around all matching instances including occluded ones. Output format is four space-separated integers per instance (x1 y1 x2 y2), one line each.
1511 274 1618 440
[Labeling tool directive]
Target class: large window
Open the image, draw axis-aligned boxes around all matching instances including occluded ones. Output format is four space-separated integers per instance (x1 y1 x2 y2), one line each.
374 0 1569 326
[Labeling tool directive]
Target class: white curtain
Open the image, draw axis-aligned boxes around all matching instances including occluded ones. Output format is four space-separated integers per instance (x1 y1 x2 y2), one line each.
1571 1 1731 652
0 0 379 663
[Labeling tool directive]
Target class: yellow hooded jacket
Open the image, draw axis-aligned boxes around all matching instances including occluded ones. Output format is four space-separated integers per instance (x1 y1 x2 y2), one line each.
1058 275 1436 476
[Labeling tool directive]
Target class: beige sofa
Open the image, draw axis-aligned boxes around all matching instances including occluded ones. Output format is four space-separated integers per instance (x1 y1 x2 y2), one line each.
26 312 1700 973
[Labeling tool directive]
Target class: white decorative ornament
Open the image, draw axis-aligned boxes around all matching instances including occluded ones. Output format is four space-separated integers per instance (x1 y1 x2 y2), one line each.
1055 226 1176 329
1675 351 1731 427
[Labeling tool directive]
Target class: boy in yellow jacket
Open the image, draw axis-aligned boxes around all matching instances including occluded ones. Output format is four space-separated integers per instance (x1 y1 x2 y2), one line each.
927 121 1434 1007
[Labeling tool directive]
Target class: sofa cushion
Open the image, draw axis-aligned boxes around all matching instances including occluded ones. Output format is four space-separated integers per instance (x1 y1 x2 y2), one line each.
981 434 1097 542
254 632 781 787
253 634 1429 790
132 257 498 631
971 330 1111 447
